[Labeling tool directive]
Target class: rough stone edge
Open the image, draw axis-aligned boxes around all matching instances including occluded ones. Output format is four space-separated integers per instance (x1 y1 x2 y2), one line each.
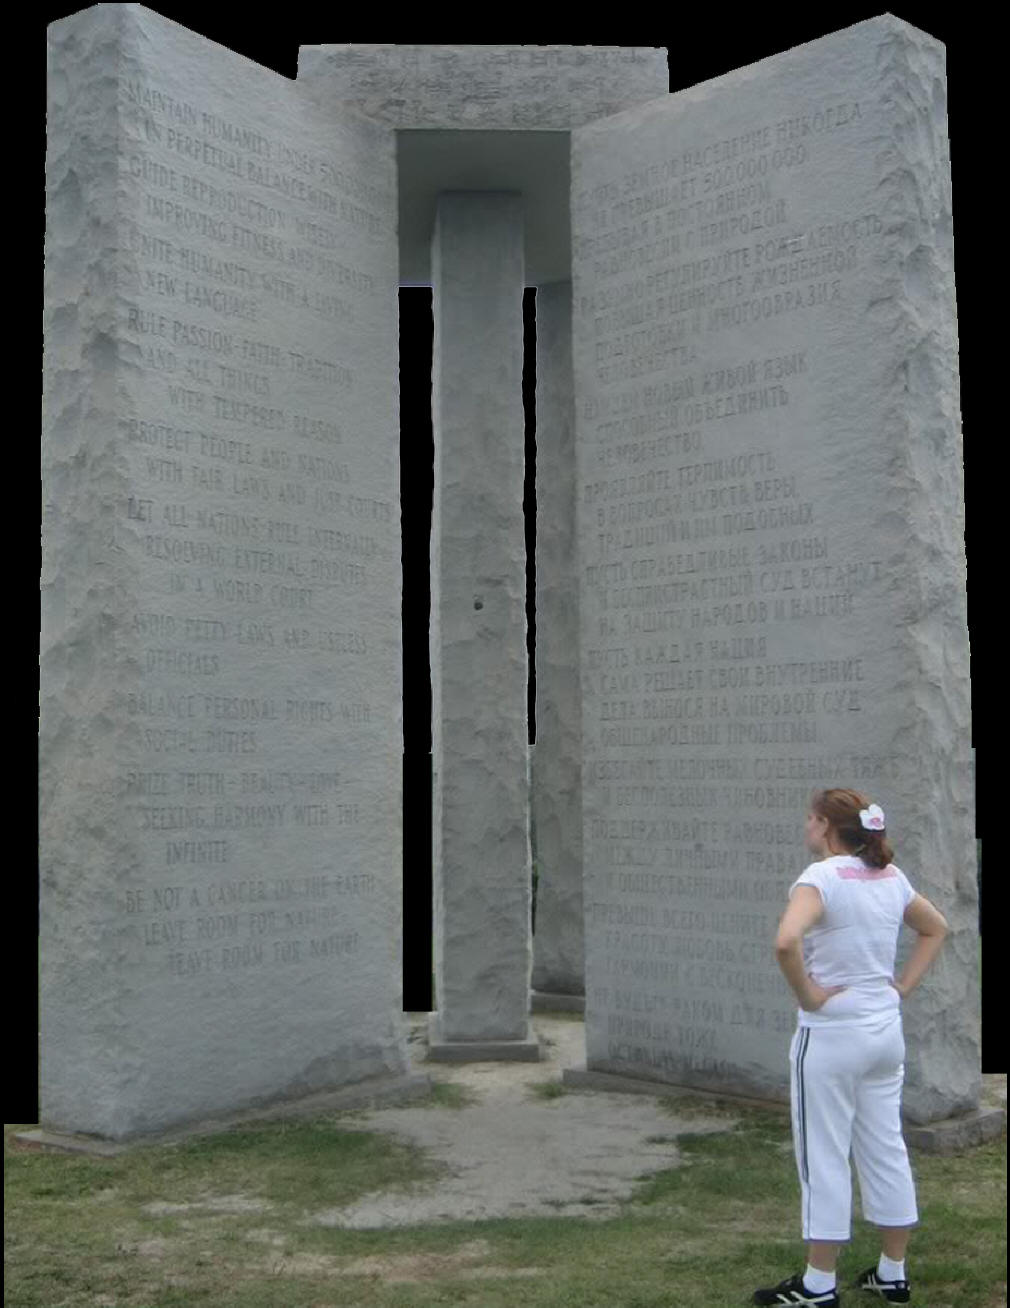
14 1073 432 1154
427 1014 542 1062
531 990 586 1013
874 15 978 1125
43 2 140 1133
530 280 584 999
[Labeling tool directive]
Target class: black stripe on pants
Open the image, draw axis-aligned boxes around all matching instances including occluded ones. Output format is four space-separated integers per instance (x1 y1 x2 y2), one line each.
795 1027 811 1235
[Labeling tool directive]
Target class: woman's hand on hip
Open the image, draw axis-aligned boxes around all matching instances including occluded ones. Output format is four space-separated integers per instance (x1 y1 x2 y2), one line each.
800 976 846 1012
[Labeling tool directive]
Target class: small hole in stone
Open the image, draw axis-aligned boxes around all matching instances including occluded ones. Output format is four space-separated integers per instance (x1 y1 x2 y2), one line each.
474 599 484 611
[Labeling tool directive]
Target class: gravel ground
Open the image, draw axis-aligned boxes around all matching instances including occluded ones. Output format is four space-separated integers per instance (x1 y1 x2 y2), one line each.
307 1014 736 1229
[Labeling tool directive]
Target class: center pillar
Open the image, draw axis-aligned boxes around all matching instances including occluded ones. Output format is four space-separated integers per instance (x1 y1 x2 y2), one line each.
428 192 539 1061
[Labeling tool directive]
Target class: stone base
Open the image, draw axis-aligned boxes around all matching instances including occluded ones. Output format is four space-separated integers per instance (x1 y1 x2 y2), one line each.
427 1013 541 1062
15 1072 431 1154
561 1066 789 1112
903 1107 1006 1154
563 1068 1007 1155
530 990 585 1014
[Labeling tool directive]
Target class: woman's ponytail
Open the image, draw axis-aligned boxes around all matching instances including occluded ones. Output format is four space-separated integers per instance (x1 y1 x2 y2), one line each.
855 827 894 870
810 789 895 868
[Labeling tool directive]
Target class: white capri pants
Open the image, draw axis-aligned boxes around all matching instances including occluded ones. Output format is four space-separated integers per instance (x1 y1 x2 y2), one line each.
789 1012 918 1242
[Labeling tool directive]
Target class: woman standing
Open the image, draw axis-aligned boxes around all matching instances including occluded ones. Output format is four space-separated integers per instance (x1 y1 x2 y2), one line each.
753 789 949 1307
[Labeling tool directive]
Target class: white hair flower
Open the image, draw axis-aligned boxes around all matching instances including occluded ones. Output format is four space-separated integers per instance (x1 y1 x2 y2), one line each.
859 803 886 831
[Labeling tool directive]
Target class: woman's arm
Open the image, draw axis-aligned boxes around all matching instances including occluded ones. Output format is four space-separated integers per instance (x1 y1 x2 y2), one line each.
893 894 948 998
774 885 845 1011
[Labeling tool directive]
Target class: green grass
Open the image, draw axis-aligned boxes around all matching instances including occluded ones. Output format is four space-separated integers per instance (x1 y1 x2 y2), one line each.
6 1100 1005 1308
416 1081 478 1110
527 1080 568 1100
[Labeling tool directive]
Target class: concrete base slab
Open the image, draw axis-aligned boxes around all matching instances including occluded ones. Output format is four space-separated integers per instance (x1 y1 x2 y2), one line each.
531 990 585 1013
561 1066 790 1112
14 1073 432 1154
428 1014 541 1062
903 1107 1006 1154
563 1068 1007 1154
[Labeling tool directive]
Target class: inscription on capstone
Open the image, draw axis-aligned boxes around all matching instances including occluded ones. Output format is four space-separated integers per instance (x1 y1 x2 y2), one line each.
297 44 670 130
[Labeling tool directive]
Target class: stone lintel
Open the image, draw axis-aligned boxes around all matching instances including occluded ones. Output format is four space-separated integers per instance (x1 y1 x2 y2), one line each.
297 44 669 130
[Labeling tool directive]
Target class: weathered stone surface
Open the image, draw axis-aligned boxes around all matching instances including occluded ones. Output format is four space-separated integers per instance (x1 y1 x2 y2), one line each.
571 16 975 1122
41 3 407 1139
430 193 532 1046
531 282 584 1001
296 45 669 130
296 44 670 285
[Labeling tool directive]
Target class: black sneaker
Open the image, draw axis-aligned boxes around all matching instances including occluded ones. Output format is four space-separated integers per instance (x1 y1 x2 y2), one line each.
752 1272 840 1305
856 1266 911 1303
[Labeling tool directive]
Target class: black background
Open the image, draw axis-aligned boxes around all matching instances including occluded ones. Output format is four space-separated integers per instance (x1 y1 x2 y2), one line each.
18 6 996 1126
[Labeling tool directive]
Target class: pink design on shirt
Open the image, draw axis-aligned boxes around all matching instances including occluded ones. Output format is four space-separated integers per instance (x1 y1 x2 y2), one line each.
836 863 897 881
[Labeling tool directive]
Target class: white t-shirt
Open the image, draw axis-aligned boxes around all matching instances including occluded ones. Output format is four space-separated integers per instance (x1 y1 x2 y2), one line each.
790 854 917 1028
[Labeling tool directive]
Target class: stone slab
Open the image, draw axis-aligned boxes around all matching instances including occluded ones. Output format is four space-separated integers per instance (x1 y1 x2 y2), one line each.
571 14 975 1124
429 193 532 1046
14 1073 432 1154
427 1015 542 1063
42 3 406 1140
903 1107 1006 1154
530 282 585 999
297 44 669 131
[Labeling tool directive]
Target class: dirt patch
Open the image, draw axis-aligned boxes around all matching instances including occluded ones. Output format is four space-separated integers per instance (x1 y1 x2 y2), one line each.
113 1235 173 1258
254 1239 546 1284
136 1237 173 1258
6 1133 45 1153
142 1193 272 1216
244 1227 286 1247
305 1015 733 1229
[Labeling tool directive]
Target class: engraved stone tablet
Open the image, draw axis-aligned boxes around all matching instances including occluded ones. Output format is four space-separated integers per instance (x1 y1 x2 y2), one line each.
41 4 407 1138
571 15 975 1123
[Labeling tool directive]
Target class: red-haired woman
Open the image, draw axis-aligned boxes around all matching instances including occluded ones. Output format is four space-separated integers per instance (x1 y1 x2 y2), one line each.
753 789 949 1307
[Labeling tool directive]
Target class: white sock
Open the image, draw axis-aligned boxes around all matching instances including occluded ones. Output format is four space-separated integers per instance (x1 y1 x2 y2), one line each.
878 1254 906 1282
804 1264 837 1293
